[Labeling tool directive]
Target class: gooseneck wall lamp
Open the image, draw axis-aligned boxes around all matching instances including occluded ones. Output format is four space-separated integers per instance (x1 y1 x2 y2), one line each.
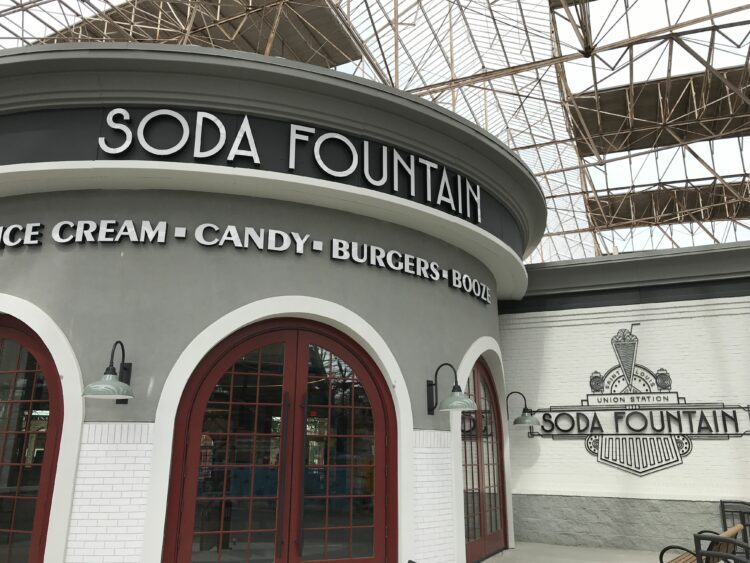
427 362 477 415
505 391 541 426
83 340 135 401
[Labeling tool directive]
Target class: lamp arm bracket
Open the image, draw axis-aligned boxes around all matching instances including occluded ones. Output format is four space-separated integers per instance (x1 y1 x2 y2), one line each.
109 340 126 367
505 390 530 419
428 362 461 416
434 362 459 389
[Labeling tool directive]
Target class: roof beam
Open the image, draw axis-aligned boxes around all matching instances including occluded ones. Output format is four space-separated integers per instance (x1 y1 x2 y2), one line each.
673 35 750 108
323 0 391 85
407 5 750 97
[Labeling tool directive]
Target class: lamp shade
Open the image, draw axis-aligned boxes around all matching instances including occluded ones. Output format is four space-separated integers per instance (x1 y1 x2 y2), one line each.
438 390 477 412
83 367 134 400
513 411 541 426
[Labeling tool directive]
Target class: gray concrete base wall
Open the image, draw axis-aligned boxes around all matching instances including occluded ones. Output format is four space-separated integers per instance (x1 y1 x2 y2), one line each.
512 494 721 552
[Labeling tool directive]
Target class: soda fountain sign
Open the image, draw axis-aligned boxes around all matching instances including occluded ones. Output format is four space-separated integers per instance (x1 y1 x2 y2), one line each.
526 327 750 476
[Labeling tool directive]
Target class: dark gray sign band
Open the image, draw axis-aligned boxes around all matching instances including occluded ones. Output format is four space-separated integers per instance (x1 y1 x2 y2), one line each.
0 107 524 257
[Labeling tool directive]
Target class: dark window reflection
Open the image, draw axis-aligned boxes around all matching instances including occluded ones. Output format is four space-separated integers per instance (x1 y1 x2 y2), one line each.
303 498 325 528
0 501 10 529
251 499 277 531
329 409 351 436
329 467 351 496
301 529 325 560
328 438 352 465
232 374 258 403
257 376 283 404
259 344 284 374
254 437 280 466
307 377 329 406
352 498 374 526
353 468 374 496
304 468 327 496
208 375 231 403
197 466 226 497
224 533 250 560
234 351 259 374
9 533 31 563
202 405 229 433
191 533 222 560
249 532 275 562
353 438 374 465
227 436 253 464
353 409 373 435
352 527 374 557
327 528 351 558
230 405 256 433
328 498 351 527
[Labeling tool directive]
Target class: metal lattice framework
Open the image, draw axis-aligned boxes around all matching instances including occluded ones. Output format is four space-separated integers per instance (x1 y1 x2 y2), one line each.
1 0 749 262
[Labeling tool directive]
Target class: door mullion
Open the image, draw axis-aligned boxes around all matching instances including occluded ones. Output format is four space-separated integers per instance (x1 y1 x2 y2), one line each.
295 392 309 559
277 331 302 562
276 390 292 561
285 330 310 563
474 375 489 545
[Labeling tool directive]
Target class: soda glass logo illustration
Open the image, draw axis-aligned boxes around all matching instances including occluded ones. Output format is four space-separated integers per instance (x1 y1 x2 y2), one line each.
528 327 750 476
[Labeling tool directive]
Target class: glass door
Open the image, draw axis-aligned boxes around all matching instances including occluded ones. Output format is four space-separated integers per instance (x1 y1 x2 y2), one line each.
463 361 507 563
166 322 395 563
183 332 297 563
290 332 383 562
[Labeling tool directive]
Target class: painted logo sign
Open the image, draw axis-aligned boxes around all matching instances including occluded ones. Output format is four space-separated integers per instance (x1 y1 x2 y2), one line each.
529 327 750 476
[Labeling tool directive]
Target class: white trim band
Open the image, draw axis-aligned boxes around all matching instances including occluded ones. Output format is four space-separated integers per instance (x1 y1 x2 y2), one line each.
0 160 527 299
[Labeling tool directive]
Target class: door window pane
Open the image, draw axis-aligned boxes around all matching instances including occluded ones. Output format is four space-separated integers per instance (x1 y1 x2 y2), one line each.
352 527 374 557
249 532 275 562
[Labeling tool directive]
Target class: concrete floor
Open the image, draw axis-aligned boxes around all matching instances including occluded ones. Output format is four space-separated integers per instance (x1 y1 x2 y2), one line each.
486 542 657 562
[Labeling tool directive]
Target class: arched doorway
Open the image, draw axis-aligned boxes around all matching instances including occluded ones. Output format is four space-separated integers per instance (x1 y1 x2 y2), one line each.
0 314 63 563
462 359 508 562
163 319 397 562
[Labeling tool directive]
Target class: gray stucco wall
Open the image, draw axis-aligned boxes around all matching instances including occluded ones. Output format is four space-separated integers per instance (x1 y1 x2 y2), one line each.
512 494 721 552
0 189 498 429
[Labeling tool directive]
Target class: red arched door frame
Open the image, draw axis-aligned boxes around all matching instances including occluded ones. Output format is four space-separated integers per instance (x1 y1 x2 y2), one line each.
463 359 508 563
163 318 398 562
0 314 64 563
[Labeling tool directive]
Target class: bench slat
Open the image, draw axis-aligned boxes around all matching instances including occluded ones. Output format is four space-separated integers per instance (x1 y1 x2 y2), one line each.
720 524 745 538
665 553 696 563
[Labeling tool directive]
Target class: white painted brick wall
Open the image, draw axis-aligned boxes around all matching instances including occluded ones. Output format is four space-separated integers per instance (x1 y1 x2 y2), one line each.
65 423 154 563
412 430 457 563
499 296 750 501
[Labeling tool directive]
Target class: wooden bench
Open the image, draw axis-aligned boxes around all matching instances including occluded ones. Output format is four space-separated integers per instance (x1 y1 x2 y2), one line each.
722 500 750 558
660 524 749 563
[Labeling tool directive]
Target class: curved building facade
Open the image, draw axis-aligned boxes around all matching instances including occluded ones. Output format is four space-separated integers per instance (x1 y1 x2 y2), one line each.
0 44 545 563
